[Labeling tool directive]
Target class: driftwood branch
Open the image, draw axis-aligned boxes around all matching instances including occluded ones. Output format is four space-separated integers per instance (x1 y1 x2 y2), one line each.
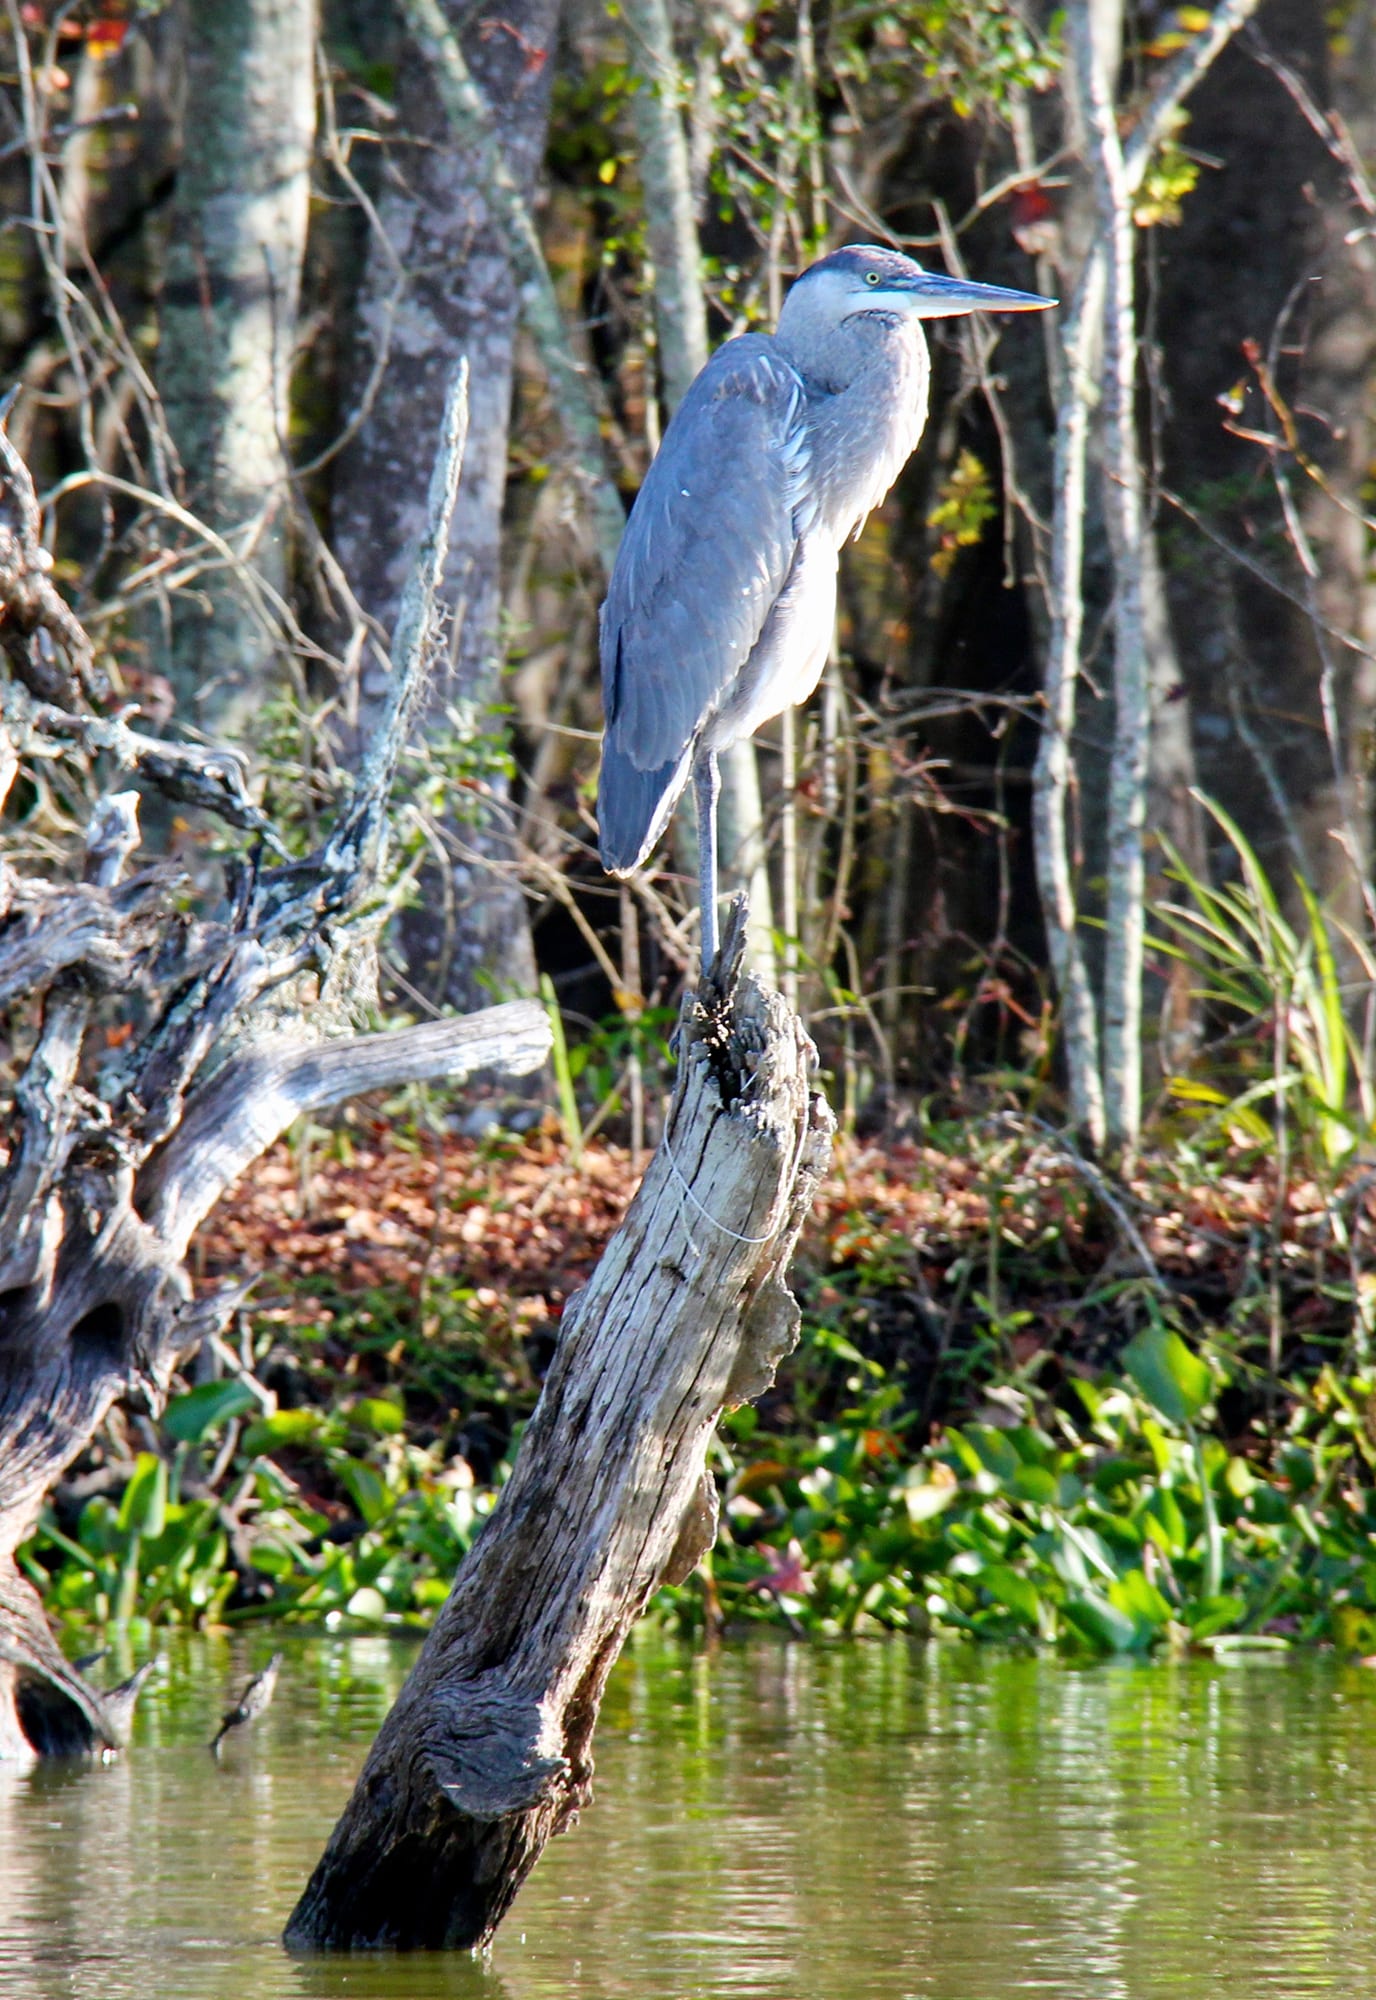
143 1000 551 1256
0 865 169 1007
1 681 280 842
0 421 104 708
287 916 834 1950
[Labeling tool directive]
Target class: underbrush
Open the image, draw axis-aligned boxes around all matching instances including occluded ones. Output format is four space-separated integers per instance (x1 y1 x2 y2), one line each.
22 1109 1376 1660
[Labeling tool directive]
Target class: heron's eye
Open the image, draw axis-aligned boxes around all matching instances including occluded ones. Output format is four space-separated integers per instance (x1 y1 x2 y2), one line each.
864 271 880 285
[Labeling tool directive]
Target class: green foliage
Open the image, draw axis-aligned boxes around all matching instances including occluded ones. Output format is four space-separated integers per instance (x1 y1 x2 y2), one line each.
1151 794 1376 1166
658 1335 1376 1656
927 449 997 578
22 1387 509 1631
24 1260 1376 1658
827 1 1059 115
1133 137 1202 228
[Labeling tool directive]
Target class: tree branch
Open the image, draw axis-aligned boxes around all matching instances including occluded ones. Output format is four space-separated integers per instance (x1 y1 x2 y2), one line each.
141 999 552 1256
325 354 471 887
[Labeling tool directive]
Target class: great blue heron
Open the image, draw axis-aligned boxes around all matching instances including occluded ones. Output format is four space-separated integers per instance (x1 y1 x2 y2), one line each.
596 244 1054 969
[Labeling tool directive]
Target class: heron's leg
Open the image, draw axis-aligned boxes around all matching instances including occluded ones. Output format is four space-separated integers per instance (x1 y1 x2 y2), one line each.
693 748 721 971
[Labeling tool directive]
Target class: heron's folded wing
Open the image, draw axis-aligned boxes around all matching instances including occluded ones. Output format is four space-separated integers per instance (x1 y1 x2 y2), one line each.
600 335 807 775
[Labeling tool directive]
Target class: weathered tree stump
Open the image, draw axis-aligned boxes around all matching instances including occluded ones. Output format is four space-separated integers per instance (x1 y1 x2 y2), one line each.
0 363 557 1759
286 907 834 1951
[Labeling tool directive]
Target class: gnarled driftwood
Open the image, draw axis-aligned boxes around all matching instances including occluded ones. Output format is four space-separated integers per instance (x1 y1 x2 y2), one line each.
0 361 554 1760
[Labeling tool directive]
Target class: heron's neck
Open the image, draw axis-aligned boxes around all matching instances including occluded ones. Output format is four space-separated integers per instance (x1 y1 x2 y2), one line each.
781 315 931 543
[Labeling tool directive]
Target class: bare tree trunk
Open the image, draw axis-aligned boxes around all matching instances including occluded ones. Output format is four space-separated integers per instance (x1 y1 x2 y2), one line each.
1033 236 1107 1150
1073 1 1148 1150
331 0 560 1010
158 0 316 742
1142 533 1205 1077
621 0 776 976
286 907 833 1950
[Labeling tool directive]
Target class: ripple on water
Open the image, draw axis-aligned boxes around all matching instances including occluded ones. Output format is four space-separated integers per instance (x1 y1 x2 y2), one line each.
2 1633 1375 2000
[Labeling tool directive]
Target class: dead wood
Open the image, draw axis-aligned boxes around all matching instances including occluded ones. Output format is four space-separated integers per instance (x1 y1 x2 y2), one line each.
286 903 835 1951
0 361 555 1761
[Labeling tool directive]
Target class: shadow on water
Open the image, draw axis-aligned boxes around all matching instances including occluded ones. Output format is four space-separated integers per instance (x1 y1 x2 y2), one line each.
4 1630 1376 1999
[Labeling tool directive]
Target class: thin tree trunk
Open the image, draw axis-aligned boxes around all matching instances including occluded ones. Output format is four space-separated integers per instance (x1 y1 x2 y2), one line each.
287 907 833 1950
1032 0 1261 1147
1033 245 1107 1149
1074 2 1148 1150
621 0 776 975
159 0 315 742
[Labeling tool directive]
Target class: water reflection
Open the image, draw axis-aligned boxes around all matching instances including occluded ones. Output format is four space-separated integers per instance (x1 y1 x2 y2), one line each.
1 1633 1374 1999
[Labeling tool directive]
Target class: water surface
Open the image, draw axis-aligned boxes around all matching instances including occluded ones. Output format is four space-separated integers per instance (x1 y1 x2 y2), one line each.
1 1632 1373 1999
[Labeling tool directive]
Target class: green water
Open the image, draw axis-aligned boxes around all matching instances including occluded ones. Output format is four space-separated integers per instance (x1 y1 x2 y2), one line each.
2 1633 1374 1998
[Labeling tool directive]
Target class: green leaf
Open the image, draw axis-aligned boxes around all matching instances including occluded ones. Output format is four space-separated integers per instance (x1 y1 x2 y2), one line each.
1122 1326 1212 1427
966 1425 1021 1486
1185 1593 1247 1641
1144 1487 1187 1554
1108 1569 1172 1633
1062 1587 1141 1653
242 1408 323 1457
117 1453 167 1539
1009 1464 1058 1506
982 1564 1041 1625
163 1378 258 1444
339 1459 389 1528
349 1397 404 1437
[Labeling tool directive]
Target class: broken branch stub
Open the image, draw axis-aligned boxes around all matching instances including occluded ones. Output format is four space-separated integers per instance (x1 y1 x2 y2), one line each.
286 933 834 1951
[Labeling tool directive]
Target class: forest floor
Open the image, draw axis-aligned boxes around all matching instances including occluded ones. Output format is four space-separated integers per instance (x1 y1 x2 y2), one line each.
30 1113 1376 1654
204 1115 1370 1441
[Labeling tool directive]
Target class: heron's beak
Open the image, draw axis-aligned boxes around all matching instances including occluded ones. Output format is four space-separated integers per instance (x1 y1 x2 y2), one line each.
879 272 1056 319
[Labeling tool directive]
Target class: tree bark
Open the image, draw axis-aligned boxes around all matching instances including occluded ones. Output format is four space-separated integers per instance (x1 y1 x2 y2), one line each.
1034 237 1107 1150
1073 3 1149 1150
286 907 834 1951
158 0 316 741
330 0 561 1012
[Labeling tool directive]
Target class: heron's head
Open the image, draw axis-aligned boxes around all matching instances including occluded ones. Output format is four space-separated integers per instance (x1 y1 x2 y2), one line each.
777 245 1054 340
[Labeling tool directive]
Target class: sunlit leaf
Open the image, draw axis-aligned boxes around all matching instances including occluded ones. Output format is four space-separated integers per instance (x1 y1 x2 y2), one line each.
163 1379 258 1444
117 1454 167 1540
1122 1326 1212 1427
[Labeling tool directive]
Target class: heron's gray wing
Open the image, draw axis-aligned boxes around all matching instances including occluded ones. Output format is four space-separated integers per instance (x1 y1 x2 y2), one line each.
598 336 805 871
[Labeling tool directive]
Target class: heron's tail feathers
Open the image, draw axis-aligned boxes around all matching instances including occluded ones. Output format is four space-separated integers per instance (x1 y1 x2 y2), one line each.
597 739 693 876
